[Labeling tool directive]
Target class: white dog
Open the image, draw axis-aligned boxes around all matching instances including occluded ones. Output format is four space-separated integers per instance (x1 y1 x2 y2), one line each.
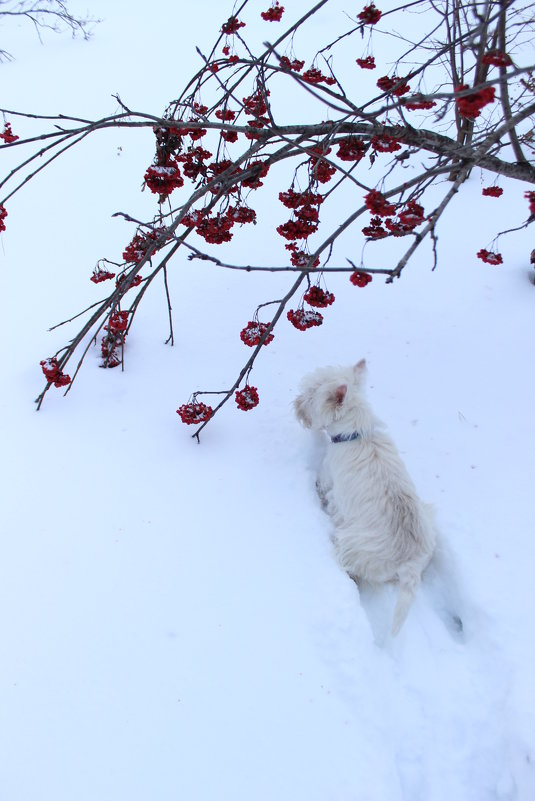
294 359 437 635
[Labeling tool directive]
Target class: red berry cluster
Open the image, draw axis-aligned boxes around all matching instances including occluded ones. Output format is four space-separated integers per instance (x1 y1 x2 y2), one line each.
287 308 323 330
215 108 236 122
302 68 336 86
362 216 388 239
240 321 275 347
107 311 129 333
101 311 129 369
221 129 239 143
398 200 425 227
226 205 256 224
455 85 496 119
285 243 320 268
356 56 376 70
261 3 284 22
196 213 235 244
303 285 335 307
377 75 410 96
482 186 503 197
402 96 437 111
277 217 319 241
279 189 324 209
481 50 512 67
0 122 19 143
40 357 71 387
116 273 143 290
371 135 402 153
277 186 324 242
243 90 269 117
177 146 213 181
477 248 503 265
235 385 260 410
364 189 396 216
358 3 382 25
101 331 122 368
337 136 367 162
177 402 214 424
280 56 305 72
144 159 184 200
350 271 373 287
221 16 245 34
0 204 7 232
241 159 270 189
123 228 167 264
307 146 336 183
525 191 535 214
90 266 116 283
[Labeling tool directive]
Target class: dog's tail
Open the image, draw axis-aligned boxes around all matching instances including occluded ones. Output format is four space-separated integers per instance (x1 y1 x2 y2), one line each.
391 573 420 636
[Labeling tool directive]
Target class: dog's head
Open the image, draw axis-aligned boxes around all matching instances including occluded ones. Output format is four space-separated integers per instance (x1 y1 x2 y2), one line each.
294 360 367 430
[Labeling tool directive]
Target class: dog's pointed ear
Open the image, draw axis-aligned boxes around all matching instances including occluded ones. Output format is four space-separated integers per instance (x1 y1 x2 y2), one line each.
333 384 347 405
354 358 367 376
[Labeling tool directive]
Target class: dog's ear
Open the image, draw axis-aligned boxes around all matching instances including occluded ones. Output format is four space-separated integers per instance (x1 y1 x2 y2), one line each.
333 384 347 405
294 395 312 428
353 358 367 378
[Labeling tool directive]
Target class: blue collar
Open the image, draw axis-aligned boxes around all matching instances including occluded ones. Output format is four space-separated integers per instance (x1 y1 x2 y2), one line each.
330 431 360 444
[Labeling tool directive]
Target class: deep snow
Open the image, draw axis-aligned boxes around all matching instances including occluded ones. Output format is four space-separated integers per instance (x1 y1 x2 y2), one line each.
1 2 535 800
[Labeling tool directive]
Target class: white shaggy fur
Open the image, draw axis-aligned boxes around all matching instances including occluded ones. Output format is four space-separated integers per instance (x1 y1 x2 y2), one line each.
294 360 437 635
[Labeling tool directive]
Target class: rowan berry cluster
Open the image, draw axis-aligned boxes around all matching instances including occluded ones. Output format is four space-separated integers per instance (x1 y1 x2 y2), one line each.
402 96 437 111
240 321 275 347
371 135 402 153
482 186 503 197
477 248 503 265
144 159 184 200
235 385 260 410
0 122 19 143
40 357 71 387
377 75 410 96
285 244 320 268
280 56 305 72
481 50 512 67
364 190 396 216
525 191 535 214
308 146 337 183
221 16 245 35
287 308 323 330
90 265 115 283
261 3 284 22
356 56 376 70
350 271 373 287
116 273 143 290
303 286 335 307
176 402 214 424
302 67 336 86
455 85 496 119
358 3 382 25
336 137 367 162
0 204 7 232
123 228 168 264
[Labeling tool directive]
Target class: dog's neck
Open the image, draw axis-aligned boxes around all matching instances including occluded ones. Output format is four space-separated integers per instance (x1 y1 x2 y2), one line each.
330 431 360 444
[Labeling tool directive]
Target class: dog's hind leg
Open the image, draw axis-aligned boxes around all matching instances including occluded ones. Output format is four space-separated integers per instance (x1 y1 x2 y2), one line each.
391 569 421 636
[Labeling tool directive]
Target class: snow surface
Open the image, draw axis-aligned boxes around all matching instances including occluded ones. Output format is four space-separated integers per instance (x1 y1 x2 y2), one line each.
1 2 535 800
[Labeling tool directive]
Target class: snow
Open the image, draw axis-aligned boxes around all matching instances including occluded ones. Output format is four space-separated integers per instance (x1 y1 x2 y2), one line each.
1 2 535 800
